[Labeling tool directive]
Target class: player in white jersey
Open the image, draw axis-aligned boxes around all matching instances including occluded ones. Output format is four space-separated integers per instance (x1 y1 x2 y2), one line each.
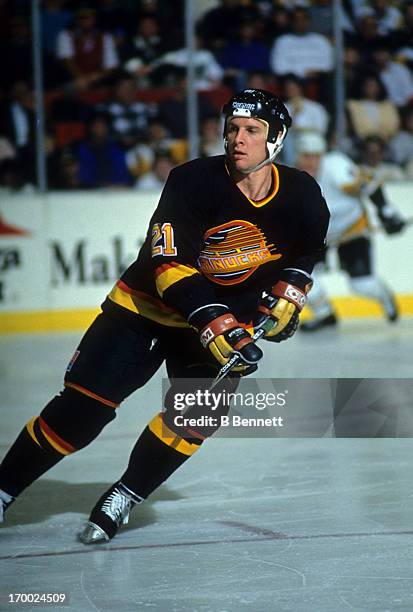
294 131 405 331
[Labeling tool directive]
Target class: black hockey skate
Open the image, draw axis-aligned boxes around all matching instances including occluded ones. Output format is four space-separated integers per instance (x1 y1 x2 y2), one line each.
382 290 399 323
300 313 338 332
79 482 143 544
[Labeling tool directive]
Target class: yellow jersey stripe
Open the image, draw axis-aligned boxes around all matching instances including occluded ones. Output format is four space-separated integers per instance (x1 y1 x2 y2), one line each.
155 263 199 298
108 282 188 327
340 213 370 243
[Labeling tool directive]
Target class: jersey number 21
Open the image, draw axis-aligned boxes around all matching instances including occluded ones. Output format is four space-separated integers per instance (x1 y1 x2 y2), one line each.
151 223 177 257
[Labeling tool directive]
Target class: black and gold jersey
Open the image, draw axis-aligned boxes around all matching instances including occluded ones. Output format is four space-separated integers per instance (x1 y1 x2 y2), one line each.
103 155 329 327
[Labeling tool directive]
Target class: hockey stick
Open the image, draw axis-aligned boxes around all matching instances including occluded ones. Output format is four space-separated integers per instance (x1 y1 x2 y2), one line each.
210 316 274 390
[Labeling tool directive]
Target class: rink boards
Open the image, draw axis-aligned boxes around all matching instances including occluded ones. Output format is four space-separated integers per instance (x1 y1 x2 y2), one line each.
0 182 412 333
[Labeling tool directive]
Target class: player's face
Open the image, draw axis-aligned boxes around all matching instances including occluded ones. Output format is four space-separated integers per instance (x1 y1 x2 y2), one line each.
226 117 269 172
297 152 321 178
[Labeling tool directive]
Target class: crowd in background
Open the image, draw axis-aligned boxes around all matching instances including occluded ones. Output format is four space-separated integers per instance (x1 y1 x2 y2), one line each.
0 0 412 192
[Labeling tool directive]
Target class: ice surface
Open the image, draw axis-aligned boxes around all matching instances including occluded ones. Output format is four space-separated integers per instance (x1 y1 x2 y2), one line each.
1 320 413 611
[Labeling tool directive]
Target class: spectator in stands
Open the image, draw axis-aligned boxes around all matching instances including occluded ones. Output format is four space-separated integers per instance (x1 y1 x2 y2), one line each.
244 70 277 92
360 135 405 183
0 81 35 185
135 149 176 190
0 16 32 92
199 116 224 158
41 0 73 56
280 73 329 165
343 44 362 99
76 113 133 188
50 147 90 190
219 18 270 90
149 32 224 91
346 72 400 144
96 0 134 41
346 14 384 63
119 15 165 83
56 6 119 91
393 1 413 70
156 69 216 139
198 0 259 52
269 7 334 103
387 105 413 170
97 74 151 150
261 6 291 45
126 117 187 181
357 0 403 37
340 0 358 34
41 0 74 87
283 74 330 133
127 117 170 179
308 0 334 38
371 42 413 108
137 0 181 32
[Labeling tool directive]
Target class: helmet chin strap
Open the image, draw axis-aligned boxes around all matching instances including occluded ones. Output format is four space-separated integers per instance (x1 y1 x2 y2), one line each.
225 125 288 175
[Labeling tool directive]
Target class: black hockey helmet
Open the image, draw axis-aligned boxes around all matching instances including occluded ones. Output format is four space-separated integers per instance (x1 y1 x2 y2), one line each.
222 89 292 171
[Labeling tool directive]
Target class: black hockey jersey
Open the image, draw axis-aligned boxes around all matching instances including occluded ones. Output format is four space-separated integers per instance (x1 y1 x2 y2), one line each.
102 155 329 327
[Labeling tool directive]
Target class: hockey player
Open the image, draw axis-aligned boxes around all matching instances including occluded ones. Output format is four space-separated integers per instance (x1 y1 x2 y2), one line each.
295 131 405 331
0 90 329 543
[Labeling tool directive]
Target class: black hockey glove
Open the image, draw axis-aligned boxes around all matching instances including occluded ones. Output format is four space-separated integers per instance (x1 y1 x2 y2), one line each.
255 269 313 343
369 186 406 235
188 305 263 374
379 210 405 235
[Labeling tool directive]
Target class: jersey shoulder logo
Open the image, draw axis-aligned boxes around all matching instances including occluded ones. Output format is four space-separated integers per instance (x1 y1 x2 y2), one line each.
198 220 282 285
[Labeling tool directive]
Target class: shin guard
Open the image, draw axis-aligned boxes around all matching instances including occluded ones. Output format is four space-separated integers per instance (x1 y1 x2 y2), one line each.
0 388 116 498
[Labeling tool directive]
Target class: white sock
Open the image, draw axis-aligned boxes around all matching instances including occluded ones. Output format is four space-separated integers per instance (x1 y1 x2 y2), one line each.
307 284 335 318
308 266 335 319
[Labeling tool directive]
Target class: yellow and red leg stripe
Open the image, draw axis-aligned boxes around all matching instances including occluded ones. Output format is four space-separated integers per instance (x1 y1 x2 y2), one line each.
26 416 76 456
148 413 202 456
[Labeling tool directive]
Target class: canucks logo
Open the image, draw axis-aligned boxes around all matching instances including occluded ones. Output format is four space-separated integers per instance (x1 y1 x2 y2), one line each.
198 220 282 285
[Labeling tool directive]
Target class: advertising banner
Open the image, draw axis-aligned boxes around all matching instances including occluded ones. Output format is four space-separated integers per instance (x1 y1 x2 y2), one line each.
0 183 412 331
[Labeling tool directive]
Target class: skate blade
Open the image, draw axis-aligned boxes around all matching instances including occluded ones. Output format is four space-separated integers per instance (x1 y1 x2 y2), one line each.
78 521 110 544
